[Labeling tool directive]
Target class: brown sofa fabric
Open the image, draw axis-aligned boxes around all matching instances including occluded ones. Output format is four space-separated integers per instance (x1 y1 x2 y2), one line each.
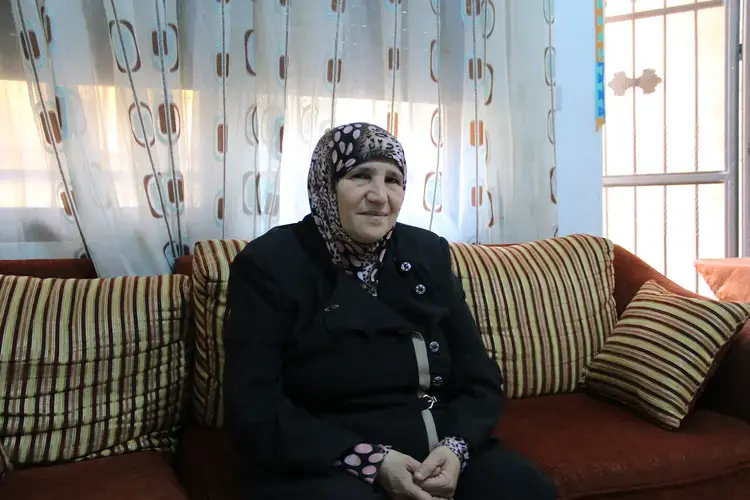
173 393 750 500
610 245 750 423
611 245 702 317
175 256 193 277
582 280 750 430
173 423 240 500
598 472 750 500
0 259 97 279
4 245 750 500
699 320 750 424
497 393 750 499
0 452 187 500
692 257 750 422
0 257 193 280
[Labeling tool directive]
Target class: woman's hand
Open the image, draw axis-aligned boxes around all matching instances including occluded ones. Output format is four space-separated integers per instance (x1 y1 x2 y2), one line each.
413 446 461 498
376 449 434 500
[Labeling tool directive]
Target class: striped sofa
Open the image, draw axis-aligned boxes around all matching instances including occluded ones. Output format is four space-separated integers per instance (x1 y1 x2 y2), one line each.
1 236 750 500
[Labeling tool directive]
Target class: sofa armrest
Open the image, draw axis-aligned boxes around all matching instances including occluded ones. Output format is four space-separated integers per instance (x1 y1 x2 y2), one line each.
699 320 750 424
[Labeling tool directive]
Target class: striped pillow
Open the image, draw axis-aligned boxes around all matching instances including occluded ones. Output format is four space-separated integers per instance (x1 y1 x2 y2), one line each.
0 440 10 479
449 235 617 398
192 239 247 427
582 280 750 429
0 274 192 465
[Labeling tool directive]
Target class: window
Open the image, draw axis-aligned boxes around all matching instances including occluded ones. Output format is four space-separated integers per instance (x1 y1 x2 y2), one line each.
601 0 741 295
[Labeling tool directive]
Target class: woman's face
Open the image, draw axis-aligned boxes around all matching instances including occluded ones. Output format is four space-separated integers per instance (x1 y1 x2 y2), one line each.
336 159 405 244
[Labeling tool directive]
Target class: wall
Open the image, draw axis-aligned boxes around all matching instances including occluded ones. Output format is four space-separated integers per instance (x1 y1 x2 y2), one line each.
555 0 603 237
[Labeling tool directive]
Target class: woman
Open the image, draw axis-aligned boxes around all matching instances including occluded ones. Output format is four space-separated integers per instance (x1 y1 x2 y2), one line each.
223 123 557 500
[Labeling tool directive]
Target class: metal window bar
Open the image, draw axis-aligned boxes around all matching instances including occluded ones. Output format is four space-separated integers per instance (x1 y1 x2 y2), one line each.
727 0 741 259
604 0 724 24
602 0 741 293
743 0 750 257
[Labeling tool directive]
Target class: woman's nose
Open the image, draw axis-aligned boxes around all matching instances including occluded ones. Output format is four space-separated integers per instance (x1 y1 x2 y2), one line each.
366 179 387 203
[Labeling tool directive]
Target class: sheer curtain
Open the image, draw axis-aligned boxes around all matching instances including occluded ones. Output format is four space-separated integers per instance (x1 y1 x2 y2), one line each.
0 0 557 277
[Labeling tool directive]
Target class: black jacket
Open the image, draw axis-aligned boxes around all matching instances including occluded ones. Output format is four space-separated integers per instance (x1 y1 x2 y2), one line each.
223 215 504 478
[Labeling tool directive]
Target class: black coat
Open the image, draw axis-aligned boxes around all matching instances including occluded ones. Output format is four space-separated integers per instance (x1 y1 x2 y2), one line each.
223 215 505 484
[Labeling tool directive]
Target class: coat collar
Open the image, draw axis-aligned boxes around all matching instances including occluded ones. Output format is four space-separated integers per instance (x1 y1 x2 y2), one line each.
378 228 449 329
295 215 449 336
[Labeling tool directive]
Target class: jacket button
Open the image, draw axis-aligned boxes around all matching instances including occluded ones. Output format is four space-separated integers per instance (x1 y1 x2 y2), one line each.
324 304 339 311
415 284 426 295
401 262 412 272
432 376 443 387
429 341 440 353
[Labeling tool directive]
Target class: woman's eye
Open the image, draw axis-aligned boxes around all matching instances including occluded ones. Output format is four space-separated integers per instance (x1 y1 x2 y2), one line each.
387 177 402 184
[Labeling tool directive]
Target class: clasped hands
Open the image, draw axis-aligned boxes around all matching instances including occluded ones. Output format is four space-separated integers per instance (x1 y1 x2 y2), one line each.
376 445 461 500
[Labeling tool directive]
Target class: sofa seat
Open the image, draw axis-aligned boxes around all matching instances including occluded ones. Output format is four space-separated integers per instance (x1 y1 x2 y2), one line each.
174 423 241 500
498 393 750 499
0 452 187 500
173 394 750 500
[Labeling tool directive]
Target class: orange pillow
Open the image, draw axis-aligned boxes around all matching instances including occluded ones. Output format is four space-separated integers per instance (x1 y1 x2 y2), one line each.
695 258 750 303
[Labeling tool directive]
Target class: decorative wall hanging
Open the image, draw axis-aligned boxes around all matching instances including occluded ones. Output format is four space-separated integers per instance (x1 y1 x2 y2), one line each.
608 69 663 96
596 0 605 130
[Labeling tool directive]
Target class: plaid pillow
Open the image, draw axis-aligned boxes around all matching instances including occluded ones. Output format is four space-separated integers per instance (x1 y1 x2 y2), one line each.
582 280 750 429
0 274 192 465
450 235 617 398
191 240 248 427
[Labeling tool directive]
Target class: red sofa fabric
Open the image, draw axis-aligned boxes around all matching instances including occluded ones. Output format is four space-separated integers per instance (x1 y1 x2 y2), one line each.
498 394 750 499
610 244 750 425
0 452 187 500
173 423 240 500
4 245 750 499
699 320 750 424
611 245 702 316
0 258 97 279
170 394 750 500
175 256 193 277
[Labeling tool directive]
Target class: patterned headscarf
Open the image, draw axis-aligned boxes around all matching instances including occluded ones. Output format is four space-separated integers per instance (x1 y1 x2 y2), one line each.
308 122 407 296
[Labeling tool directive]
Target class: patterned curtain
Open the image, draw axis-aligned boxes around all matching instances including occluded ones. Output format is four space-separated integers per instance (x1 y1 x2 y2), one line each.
0 0 557 277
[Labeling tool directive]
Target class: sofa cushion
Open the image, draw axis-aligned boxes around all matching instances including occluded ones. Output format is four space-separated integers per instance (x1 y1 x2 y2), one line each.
450 235 617 398
0 274 192 465
498 393 750 499
0 440 10 480
191 240 247 427
0 451 187 499
582 280 750 429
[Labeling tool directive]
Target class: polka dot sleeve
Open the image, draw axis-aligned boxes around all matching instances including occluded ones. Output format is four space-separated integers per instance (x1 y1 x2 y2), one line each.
334 443 390 484
439 436 470 472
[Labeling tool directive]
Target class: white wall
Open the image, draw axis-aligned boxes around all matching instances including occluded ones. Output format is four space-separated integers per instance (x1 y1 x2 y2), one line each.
555 0 603 236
